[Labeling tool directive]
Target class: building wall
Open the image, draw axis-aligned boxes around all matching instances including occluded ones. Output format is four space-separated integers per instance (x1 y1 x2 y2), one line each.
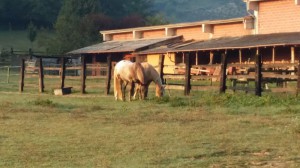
175 26 210 40
112 32 133 41
146 53 176 74
258 0 300 34
143 29 165 39
213 23 252 38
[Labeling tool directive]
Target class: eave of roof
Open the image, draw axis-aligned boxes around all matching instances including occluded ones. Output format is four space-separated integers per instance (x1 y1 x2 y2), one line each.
68 36 183 55
171 32 300 52
100 17 245 35
135 32 300 54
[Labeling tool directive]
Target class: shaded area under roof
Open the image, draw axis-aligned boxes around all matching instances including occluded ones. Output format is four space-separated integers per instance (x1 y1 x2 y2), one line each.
137 32 300 54
172 32 300 52
68 36 182 54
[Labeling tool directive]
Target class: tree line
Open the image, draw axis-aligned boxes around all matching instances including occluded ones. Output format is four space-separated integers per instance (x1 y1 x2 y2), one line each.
0 0 168 54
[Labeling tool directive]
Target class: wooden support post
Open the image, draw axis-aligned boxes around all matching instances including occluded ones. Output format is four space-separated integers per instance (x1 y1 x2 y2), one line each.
297 47 300 95
297 61 300 95
219 51 228 93
81 55 86 94
60 57 66 89
291 47 295 63
38 58 44 93
6 66 10 83
209 51 214 64
272 47 276 63
29 48 33 59
196 52 199 65
184 53 191 95
158 54 165 83
19 59 25 92
239 49 242 64
106 54 112 95
255 53 262 96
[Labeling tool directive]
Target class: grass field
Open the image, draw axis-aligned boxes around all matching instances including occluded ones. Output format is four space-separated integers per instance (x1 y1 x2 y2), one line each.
0 30 46 52
1 87 300 167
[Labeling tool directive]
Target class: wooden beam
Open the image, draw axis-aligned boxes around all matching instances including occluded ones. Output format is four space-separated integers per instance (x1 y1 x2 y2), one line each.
158 54 165 83
106 54 112 95
19 59 25 92
219 51 228 93
255 53 262 96
291 47 295 63
60 57 66 89
38 58 44 93
184 53 191 95
297 47 300 95
81 55 86 94
196 52 199 65
272 47 276 63
209 51 214 65
239 49 242 64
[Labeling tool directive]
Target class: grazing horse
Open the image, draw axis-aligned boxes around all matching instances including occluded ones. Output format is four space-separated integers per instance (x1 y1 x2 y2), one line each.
114 60 146 101
133 62 165 99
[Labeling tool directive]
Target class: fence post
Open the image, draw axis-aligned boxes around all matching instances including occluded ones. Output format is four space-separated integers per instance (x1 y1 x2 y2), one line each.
184 52 191 95
38 58 44 93
298 61 300 95
106 54 112 95
6 66 10 83
255 53 262 96
60 57 66 89
81 55 86 94
19 59 25 92
158 54 165 83
219 51 228 94
297 47 300 96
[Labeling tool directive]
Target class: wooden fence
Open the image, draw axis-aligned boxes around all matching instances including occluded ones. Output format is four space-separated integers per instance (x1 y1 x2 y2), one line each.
19 56 112 94
159 53 300 96
16 53 300 96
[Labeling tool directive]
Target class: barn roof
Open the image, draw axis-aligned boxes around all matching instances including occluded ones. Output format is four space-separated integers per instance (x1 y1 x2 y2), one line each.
137 32 300 54
172 32 300 52
68 36 182 55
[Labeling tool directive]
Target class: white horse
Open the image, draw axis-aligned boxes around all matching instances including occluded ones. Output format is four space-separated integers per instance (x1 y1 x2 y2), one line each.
114 60 146 101
133 62 165 99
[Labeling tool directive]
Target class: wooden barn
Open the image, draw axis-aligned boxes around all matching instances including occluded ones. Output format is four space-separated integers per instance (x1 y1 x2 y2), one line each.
66 0 300 95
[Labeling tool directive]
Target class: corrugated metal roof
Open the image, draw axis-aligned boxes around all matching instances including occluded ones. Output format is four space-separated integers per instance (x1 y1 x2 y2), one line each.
137 32 300 54
172 32 300 52
68 36 182 54
136 40 196 54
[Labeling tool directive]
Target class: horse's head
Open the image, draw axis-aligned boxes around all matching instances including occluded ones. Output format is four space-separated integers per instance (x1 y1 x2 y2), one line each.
156 85 165 97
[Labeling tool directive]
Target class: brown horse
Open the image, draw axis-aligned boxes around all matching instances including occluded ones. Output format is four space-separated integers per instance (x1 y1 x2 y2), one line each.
114 60 146 101
133 62 165 99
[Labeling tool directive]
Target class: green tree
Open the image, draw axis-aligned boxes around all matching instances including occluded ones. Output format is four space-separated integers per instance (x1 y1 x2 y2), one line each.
27 21 37 48
48 0 102 54
48 0 167 54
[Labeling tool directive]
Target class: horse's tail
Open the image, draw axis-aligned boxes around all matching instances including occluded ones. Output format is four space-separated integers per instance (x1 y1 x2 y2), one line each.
113 71 120 100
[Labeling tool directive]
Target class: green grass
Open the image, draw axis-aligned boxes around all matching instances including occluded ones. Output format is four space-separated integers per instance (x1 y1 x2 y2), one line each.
0 30 47 51
1 88 300 167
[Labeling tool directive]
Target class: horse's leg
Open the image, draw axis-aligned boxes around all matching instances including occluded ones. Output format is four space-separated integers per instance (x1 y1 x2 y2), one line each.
133 84 139 100
122 81 128 101
129 82 135 101
120 80 125 101
145 84 150 98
